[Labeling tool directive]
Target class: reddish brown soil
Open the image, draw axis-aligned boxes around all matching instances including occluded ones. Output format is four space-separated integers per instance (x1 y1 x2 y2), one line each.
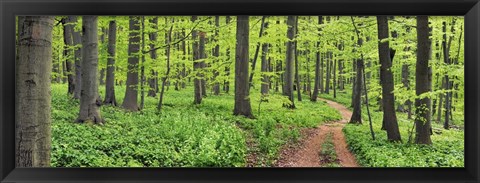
274 98 359 167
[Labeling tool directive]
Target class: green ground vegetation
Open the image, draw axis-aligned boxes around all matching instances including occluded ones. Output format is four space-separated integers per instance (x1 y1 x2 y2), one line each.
51 84 341 167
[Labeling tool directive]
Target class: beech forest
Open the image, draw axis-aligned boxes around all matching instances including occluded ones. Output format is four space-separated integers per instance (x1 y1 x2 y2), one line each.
16 16 464 167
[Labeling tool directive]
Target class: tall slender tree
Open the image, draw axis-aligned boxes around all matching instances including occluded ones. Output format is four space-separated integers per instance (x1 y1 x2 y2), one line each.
294 17 302 101
415 16 433 145
69 16 82 99
350 18 364 124
76 16 103 124
283 16 296 108
61 18 75 95
233 16 254 118
199 30 207 97
192 16 202 104
224 16 231 93
213 16 221 95
158 20 174 111
377 16 401 141
16 16 54 167
122 16 141 111
311 16 323 102
260 39 270 94
148 17 159 97
249 16 268 87
104 20 117 106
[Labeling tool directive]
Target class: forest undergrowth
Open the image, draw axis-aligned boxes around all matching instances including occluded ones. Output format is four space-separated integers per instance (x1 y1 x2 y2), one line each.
320 91 464 167
51 84 341 167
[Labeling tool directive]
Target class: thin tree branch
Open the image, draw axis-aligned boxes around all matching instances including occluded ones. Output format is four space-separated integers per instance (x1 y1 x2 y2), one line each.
143 17 209 54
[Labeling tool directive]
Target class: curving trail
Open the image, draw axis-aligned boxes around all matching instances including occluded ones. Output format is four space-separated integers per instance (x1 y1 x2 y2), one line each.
274 98 359 167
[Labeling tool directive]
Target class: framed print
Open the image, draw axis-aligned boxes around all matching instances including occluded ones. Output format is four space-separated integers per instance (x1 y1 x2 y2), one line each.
1 0 479 182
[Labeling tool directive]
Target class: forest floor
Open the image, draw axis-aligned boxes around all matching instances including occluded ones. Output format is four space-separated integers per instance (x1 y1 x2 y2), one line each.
274 98 358 167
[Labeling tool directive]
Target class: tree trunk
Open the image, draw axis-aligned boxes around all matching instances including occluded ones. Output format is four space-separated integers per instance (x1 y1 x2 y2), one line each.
61 18 76 95
338 57 344 90
320 53 325 93
261 42 270 95
233 16 254 118
377 16 401 141
69 16 82 99
62 61 67 83
441 21 454 130
294 25 302 102
351 59 356 108
306 49 312 97
158 22 173 112
249 16 268 87
181 30 187 89
325 52 331 94
283 16 296 108
148 17 158 97
122 16 140 111
350 41 363 123
199 30 207 97
311 17 323 101
213 16 221 95
16 16 54 167
224 16 231 93
53 53 61 83
333 56 337 98
311 41 321 101
139 17 146 110
436 78 445 123
76 16 103 123
414 16 433 145
192 16 202 104
104 20 117 106
99 69 105 85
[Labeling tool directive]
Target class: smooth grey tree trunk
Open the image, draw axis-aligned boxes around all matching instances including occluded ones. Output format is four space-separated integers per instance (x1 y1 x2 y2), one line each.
76 16 103 124
248 16 267 87
283 16 296 109
192 16 202 104
325 52 331 94
69 16 82 99
311 42 321 101
414 16 433 145
122 16 140 111
294 17 302 102
62 18 76 95
260 42 270 95
233 16 254 118
104 20 117 106
140 17 146 110
333 56 337 98
377 16 401 141
213 16 221 95
148 17 159 97
199 30 207 97
16 16 54 167
311 16 323 102
223 16 231 93
158 22 173 112
350 41 363 124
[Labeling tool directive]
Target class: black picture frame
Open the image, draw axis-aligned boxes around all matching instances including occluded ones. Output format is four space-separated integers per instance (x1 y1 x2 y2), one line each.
1 0 479 182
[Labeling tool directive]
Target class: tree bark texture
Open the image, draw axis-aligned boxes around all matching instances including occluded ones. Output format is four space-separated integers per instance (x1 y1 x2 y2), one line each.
122 16 140 111
16 16 54 167
414 16 433 145
233 16 254 118
76 16 103 124
377 16 401 141
104 20 117 106
283 16 296 108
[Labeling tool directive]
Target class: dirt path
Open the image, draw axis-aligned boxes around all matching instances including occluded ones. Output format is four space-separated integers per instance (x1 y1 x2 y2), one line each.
274 98 359 167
